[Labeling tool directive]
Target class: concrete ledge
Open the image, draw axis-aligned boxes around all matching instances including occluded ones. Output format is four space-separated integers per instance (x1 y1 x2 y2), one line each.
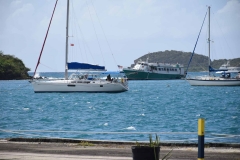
5 138 240 148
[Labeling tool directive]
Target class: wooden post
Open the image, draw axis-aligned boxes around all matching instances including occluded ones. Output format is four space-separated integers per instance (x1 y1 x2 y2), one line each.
198 118 205 160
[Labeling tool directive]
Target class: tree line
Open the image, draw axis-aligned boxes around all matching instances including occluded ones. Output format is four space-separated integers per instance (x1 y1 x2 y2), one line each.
132 50 240 72
0 51 31 80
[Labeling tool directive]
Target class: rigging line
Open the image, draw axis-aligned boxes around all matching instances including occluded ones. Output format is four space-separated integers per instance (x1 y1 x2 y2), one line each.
213 13 234 58
204 26 208 61
38 62 61 72
194 27 209 72
185 8 208 76
86 0 105 66
33 0 58 79
90 0 118 70
69 0 73 62
76 4 96 64
212 41 218 60
71 1 78 62
70 1 83 63
71 4 94 64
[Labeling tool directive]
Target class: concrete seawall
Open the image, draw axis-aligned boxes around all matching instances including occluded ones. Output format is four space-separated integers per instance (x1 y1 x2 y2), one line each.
0 138 240 160
7 137 240 148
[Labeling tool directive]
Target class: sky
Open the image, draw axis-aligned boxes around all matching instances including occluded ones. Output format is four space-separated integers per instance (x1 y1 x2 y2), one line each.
0 0 240 72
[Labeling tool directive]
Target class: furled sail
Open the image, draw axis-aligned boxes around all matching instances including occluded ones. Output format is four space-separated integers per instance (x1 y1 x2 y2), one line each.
67 62 106 71
209 66 227 72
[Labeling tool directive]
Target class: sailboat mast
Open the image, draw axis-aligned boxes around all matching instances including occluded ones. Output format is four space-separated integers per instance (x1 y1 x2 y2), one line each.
65 0 70 80
208 6 211 76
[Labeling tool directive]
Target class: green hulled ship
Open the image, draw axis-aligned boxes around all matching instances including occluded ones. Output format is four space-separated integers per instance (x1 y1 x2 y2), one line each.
123 59 185 80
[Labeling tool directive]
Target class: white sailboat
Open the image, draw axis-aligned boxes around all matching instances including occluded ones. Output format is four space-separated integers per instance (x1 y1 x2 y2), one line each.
30 0 128 92
186 6 240 86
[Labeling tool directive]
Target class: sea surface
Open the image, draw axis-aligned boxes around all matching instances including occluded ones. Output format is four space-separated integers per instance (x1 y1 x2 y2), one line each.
0 72 239 143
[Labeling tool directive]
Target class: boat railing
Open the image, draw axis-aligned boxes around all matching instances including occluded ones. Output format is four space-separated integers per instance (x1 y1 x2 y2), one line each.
148 63 184 67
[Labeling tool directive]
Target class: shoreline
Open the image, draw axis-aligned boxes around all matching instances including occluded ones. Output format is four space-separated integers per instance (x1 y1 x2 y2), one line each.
3 137 240 148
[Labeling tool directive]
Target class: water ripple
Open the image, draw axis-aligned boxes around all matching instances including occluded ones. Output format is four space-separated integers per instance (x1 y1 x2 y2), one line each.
0 78 239 143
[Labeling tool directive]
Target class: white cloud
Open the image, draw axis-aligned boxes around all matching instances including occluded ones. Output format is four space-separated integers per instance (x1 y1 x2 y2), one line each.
215 0 240 34
11 3 34 17
218 0 240 14
7 3 34 34
0 0 239 71
10 0 22 7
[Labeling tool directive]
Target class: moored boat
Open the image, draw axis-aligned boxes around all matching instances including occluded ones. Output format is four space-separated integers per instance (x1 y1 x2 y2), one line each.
186 6 240 86
219 61 240 72
123 58 185 80
30 0 128 93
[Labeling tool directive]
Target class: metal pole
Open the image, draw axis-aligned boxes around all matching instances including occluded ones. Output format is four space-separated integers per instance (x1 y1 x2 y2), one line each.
65 0 70 80
198 118 205 160
208 6 210 76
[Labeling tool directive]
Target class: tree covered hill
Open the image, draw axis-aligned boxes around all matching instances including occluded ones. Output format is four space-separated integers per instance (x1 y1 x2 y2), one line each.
131 50 240 72
0 51 31 80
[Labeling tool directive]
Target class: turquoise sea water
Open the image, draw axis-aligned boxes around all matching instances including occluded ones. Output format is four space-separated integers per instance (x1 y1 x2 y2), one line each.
0 72 239 143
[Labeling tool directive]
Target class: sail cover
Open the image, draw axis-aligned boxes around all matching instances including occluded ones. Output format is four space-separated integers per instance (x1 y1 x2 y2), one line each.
209 66 228 72
68 62 106 71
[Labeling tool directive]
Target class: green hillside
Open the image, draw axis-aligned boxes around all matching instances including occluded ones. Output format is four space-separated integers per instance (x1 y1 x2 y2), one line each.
0 51 31 80
131 50 240 72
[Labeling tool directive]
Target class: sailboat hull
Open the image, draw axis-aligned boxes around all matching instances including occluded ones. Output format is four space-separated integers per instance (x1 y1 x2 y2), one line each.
187 78 240 86
31 80 128 93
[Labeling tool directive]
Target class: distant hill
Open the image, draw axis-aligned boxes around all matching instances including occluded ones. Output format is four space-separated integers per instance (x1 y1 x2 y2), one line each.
0 51 31 80
130 50 240 72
